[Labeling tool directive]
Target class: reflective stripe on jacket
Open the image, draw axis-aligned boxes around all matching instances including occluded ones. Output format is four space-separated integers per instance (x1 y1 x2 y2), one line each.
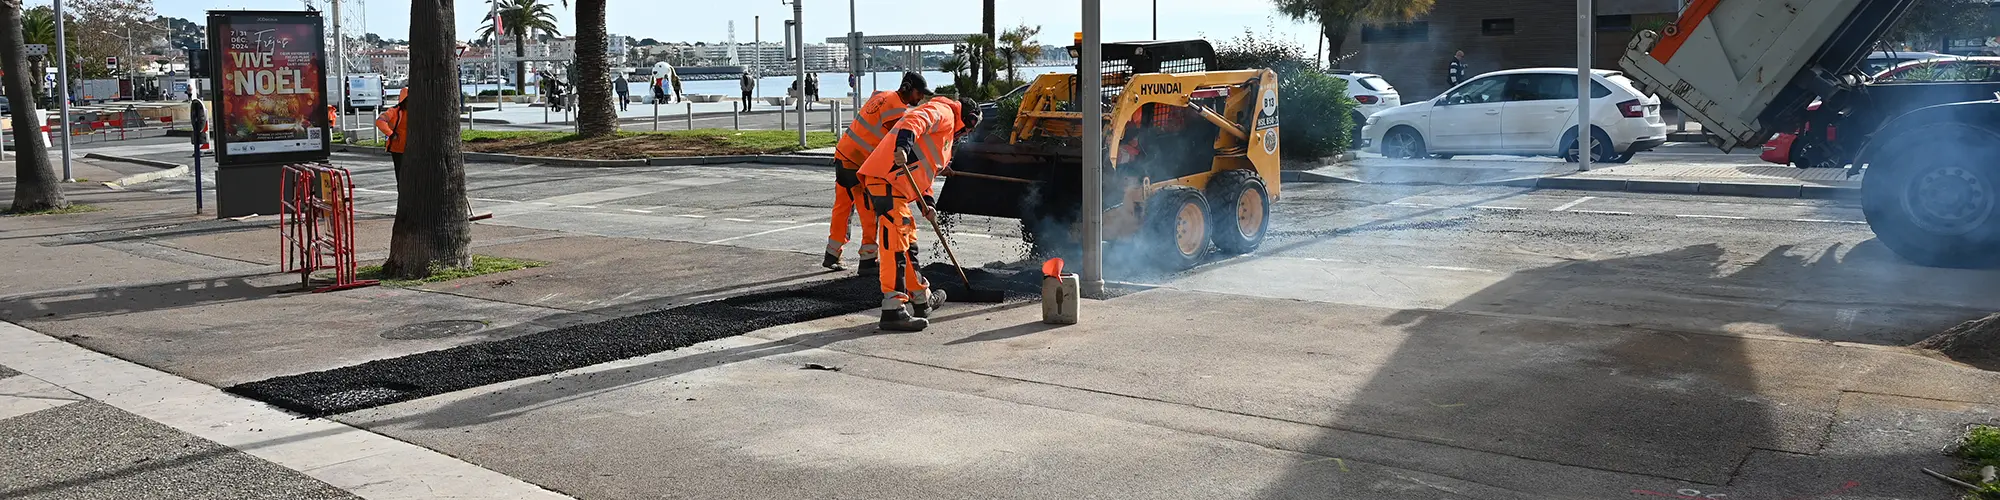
835 91 910 166
858 97 965 200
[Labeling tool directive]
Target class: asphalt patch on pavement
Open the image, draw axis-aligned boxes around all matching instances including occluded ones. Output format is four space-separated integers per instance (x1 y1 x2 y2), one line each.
1916 312 2000 370
227 267 1041 417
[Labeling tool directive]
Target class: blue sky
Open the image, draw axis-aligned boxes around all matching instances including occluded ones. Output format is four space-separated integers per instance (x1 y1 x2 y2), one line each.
131 0 1320 49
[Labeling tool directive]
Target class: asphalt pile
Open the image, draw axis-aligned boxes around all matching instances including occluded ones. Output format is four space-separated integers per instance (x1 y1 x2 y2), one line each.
228 267 1039 418
1915 312 2000 370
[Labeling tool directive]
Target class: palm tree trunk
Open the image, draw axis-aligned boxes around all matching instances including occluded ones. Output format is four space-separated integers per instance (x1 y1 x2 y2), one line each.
0 0 64 212
1324 19 1353 69
383 0 472 279
514 32 527 95
572 0 616 137
980 0 994 88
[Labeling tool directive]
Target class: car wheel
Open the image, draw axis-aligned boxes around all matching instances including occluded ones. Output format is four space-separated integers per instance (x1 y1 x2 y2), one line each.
1383 127 1427 159
1861 124 2000 268
1429 154 1454 160
1606 153 1634 163
1563 128 1617 163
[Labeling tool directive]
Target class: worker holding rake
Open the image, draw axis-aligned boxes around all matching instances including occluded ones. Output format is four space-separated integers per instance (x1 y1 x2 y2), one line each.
857 95 980 332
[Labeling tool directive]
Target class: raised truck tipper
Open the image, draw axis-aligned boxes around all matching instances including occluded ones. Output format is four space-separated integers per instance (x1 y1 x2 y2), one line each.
1620 0 2000 268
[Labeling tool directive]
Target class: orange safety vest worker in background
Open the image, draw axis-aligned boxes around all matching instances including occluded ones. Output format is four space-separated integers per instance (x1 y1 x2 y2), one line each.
856 95 979 332
823 72 929 272
374 93 412 180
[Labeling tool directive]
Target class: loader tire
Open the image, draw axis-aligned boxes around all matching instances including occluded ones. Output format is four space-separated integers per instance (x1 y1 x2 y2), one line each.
1143 186 1212 271
1206 170 1270 255
1862 125 2000 268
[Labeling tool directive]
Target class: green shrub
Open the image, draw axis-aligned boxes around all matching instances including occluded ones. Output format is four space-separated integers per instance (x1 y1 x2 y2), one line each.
476 89 521 97
1214 29 1358 161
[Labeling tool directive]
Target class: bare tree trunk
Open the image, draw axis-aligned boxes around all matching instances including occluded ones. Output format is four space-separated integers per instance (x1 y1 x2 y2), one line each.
980 0 994 88
0 0 64 213
1325 19 1353 69
383 0 471 279
572 0 616 137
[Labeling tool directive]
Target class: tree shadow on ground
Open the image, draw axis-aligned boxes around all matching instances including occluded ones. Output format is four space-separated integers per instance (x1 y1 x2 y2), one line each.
1248 243 1972 498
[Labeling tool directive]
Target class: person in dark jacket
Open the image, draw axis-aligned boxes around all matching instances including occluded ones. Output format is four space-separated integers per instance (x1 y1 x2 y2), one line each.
1448 50 1467 86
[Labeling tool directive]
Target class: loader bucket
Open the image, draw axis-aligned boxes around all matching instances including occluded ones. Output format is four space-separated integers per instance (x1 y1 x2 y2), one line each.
936 141 1085 223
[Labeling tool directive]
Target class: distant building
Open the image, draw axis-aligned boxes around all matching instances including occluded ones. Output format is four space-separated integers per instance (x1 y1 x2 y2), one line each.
1337 0 1680 99
692 42 850 73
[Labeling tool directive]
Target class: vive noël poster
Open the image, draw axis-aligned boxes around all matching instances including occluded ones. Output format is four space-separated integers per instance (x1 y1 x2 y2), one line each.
208 11 328 164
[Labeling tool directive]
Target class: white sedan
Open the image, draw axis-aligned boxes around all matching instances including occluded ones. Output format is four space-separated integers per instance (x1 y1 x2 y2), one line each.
1361 68 1668 163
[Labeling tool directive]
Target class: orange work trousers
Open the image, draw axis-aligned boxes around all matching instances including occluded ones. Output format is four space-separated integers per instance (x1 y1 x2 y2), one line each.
863 176 928 306
827 160 879 260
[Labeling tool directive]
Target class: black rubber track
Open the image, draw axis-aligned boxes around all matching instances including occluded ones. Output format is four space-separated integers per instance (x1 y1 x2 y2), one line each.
227 266 1040 418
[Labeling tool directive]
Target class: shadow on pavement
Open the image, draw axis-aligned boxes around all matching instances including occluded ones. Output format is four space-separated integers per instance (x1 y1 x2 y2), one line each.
0 274 290 321
1249 243 1971 498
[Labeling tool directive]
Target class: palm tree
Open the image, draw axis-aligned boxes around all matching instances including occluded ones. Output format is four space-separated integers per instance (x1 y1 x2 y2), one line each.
1271 0 1436 67
997 24 1043 84
22 6 56 102
561 0 616 137
477 0 560 95
980 0 994 87
1 0 65 213
384 0 473 279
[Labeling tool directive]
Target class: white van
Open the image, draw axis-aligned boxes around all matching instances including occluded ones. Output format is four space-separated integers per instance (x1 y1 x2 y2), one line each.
344 75 385 110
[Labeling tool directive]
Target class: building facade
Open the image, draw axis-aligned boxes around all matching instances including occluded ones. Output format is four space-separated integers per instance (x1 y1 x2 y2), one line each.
691 42 850 73
1338 0 1681 99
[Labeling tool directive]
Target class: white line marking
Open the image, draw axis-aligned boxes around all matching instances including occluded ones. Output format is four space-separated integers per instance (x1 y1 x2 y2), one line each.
952 232 995 239
623 209 654 214
531 202 555 206
566 205 599 209
1386 202 1435 208
470 197 517 203
1675 214 1747 220
490 164 540 173
723 218 757 222
706 223 818 244
355 187 394 194
1424 265 1493 273
1570 210 1633 216
1792 218 1869 224
767 220 799 224
1471 206 1526 211
676 214 706 219
1550 196 1597 212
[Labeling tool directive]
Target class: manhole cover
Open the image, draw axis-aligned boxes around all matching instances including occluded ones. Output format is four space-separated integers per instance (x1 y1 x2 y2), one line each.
382 320 487 340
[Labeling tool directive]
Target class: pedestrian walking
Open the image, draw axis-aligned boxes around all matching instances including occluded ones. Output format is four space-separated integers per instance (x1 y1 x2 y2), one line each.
374 89 413 181
824 71 929 273
653 76 667 104
856 92 980 332
806 72 820 102
740 72 756 112
1448 50 1467 86
614 77 630 111
670 70 684 103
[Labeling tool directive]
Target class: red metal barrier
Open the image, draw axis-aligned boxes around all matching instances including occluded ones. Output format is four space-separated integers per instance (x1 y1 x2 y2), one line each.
280 162 377 292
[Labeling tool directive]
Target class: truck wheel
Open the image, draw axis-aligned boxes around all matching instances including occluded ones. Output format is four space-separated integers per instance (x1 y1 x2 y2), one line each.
1143 186 1212 270
1206 170 1270 255
1862 129 2000 268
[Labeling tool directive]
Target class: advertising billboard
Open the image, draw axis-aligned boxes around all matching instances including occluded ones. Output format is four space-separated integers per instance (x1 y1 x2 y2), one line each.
207 10 329 166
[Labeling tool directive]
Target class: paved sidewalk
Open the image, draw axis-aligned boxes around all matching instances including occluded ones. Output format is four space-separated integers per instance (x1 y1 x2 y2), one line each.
468 100 844 125
1301 147 1861 197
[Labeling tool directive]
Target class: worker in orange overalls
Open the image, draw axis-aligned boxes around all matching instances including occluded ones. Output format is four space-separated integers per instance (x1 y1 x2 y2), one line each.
824 72 931 272
374 91 412 181
857 95 980 331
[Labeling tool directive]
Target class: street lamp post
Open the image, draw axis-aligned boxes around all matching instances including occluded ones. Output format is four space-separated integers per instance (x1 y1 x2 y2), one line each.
54 0 74 182
792 0 805 148
1081 0 1104 298
1577 0 1593 172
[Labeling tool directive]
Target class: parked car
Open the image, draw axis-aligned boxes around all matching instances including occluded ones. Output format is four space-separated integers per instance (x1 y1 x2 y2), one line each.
1760 56 2000 168
0 96 10 115
1361 68 1667 162
1328 70 1401 140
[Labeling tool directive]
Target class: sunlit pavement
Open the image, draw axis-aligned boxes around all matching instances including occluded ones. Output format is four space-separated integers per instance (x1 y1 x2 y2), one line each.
4 138 1998 499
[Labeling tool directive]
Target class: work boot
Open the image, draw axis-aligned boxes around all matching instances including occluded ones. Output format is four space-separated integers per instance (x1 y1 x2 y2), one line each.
856 258 879 276
912 289 945 318
879 307 928 332
821 252 844 271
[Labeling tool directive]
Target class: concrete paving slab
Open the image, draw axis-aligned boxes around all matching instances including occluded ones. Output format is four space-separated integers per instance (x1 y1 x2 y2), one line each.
150 216 552 265
337 331 1532 500
0 372 85 420
0 273 572 386
0 401 357 500
0 237 226 297
412 234 838 313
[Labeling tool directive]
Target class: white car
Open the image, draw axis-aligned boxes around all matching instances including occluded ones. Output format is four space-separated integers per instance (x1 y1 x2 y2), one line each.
1329 70 1402 137
1361 68 1667 163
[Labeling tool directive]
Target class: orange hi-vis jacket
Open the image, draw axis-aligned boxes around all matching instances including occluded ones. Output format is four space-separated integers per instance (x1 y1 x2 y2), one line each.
835 91 909 166
375 100 411 154
859 97 966 200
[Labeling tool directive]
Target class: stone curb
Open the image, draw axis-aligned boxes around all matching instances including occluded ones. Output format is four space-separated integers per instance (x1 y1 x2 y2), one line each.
1279 170 1362 183
81 153 192 188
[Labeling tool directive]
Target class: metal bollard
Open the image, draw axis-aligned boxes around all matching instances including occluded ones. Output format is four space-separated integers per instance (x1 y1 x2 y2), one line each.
652 99 660 131
686 102 693 130
733 108 740 130
780 102 786 131
830 101 840 134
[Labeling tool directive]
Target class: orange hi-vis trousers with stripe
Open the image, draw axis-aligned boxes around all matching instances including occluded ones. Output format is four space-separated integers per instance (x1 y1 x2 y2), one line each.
864 176 928 308
827 159 879 261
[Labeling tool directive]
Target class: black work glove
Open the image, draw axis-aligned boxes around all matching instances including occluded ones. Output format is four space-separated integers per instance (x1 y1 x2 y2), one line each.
922 194 936 208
